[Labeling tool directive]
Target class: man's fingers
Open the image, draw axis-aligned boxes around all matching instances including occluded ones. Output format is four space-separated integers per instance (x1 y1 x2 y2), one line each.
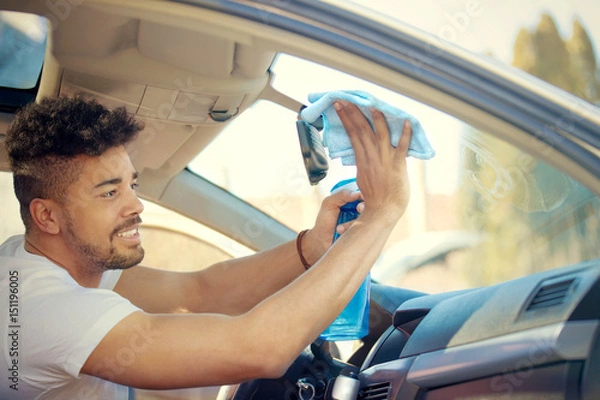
371 109 390 147
324 189 361 209
395 120 413 157
334 101 377 166
335 219 354 236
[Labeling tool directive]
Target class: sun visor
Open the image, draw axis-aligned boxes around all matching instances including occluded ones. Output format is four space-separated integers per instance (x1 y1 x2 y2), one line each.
138 20 234 79
51 7 135 58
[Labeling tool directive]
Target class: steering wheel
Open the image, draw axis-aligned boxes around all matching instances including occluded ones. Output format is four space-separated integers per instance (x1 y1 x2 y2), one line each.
230 339 347 400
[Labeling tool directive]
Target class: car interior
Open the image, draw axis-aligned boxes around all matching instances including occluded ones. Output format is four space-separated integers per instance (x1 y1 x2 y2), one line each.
1 1 599 399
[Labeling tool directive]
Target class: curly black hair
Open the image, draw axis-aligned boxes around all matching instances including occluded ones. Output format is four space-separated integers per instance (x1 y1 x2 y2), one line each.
5 96 142 231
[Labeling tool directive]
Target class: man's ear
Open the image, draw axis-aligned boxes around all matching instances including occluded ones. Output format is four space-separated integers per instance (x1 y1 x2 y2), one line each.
29 199 61 235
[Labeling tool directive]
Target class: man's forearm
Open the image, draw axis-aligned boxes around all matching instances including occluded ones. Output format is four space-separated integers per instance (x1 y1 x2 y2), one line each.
190 237 307 315
116 231 326 315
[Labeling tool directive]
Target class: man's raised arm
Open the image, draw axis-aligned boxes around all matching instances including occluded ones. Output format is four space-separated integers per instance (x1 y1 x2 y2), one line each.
83 102 413 389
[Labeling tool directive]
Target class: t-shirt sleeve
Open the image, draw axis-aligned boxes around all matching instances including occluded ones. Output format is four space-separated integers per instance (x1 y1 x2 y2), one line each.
24 281 141 385
62 289 141 378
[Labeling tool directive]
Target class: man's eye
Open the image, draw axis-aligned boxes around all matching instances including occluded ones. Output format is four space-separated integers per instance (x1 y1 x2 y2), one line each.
102 190 116 198
131 183 139 191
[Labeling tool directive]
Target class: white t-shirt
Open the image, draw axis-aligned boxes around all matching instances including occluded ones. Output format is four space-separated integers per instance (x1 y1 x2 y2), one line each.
0 235 141 399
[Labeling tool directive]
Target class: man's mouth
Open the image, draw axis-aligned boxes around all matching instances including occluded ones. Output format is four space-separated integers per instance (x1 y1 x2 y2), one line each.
113 216 143 241
116 228 139 238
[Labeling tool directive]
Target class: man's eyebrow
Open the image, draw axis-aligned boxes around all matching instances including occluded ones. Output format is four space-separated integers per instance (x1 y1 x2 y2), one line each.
94 172 139 189
94 177 121 188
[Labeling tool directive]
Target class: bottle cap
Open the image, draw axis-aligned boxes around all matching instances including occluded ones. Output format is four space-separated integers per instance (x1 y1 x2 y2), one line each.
331 177 358 194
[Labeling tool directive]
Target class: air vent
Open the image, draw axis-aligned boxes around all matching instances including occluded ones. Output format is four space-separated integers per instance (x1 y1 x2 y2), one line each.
527 278 576 311
358 381 391 400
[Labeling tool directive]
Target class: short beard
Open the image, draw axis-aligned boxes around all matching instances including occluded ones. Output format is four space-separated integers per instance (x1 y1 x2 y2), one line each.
64 214 145 272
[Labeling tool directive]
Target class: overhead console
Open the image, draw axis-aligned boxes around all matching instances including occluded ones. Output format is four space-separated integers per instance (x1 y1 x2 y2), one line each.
51 5 274 125
358 259 600 399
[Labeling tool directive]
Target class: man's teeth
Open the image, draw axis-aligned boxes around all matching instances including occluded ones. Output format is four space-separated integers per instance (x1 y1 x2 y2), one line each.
116 228 137 238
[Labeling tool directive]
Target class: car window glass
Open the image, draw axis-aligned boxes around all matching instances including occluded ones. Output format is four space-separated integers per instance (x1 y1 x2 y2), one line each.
189 54 600 293
0 11 47 89
140 201 253 270
0 171 23 242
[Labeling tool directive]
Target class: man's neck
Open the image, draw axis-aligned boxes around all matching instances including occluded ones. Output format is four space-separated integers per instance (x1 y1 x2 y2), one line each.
24 235 104 288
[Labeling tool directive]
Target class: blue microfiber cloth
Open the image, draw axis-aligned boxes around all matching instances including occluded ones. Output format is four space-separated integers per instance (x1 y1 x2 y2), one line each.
300 90 435 165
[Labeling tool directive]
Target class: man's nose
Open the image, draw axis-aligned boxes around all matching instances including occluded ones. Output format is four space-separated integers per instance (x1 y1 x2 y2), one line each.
124 187 144 216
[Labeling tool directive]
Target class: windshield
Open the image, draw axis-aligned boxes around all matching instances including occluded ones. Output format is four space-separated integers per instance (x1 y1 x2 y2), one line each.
190 53 600 293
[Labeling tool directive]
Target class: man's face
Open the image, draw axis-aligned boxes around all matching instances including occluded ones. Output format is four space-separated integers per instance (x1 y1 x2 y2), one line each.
59 146 145 271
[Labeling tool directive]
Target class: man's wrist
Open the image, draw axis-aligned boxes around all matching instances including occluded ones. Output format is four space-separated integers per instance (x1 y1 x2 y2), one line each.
296 229 326 269
296 229 312 270
358 204 405 227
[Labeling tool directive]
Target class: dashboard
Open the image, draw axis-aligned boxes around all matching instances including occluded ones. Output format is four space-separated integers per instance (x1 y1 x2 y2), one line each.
358 259 600 399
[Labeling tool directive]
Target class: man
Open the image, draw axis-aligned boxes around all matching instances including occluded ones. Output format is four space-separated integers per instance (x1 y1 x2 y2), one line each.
0 96 412 398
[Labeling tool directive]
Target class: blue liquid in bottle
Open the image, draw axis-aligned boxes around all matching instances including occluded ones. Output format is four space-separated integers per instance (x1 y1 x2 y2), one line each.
320 178 371 341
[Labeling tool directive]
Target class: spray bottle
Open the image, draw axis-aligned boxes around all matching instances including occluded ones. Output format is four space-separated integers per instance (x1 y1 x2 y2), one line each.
320 178 370 341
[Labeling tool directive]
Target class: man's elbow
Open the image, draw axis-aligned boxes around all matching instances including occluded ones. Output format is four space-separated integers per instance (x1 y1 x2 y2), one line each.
245 349 295 380
264 355 295 379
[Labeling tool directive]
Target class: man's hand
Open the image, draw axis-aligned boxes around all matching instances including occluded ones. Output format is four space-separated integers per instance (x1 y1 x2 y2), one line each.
299 102 412 265
301 189 361 265
335 101 412 222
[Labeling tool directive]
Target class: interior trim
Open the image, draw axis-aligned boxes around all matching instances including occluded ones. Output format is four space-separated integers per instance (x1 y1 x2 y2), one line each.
406 320 599 389
156 169 295 251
